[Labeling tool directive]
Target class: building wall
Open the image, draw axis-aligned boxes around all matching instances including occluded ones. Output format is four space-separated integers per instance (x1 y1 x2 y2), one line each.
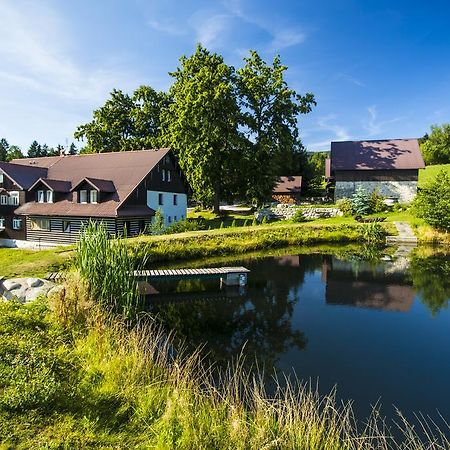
25 216 117 244
334 180 418 202
146 191 187 226
0 176 27 240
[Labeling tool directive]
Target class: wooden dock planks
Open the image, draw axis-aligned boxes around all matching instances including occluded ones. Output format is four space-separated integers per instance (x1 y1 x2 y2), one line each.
133 266 250 279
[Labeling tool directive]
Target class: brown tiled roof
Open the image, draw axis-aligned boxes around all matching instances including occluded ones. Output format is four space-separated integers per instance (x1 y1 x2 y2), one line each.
71 177 116 193
273 176 302 194
330 139 425 171
13 149 171 217
0 161 47 189
29 178 72 193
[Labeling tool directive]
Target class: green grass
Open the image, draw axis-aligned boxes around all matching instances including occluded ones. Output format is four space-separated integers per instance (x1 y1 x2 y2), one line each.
1 282 448 449
419 163 450 186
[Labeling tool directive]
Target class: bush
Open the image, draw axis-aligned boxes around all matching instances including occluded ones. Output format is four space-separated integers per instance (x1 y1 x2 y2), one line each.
351 187 371 216
165 219 202 234
336 198 353 217
368 189 386 213
291 209 307 223
148 209 166 235
413 170 450 231
360 223 385 244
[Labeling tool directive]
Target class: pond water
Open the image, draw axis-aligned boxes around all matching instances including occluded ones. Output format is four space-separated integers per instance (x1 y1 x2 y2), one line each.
147 246 450 422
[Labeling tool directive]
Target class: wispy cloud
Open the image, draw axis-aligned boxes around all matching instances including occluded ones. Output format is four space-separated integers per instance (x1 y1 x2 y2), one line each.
305 115 350 151
191 14 232 48
0 2 139 103
267 30 306 52
363 106 403 136
147 19 186 37
335 73 366 87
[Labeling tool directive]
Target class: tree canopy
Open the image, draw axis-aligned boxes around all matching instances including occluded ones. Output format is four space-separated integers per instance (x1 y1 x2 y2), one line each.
420 123 450 165
74 46 316 208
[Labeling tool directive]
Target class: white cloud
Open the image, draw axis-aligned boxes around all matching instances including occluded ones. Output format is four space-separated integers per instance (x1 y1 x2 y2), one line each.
363 106 403 136
335 73 365 87
304 116 350 151
192 14 232 48
0 2 139 103
148 19 186 37
268 30 306 52
317 116 350 141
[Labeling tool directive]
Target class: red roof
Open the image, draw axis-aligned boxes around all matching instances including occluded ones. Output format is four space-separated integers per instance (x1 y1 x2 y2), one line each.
331 139 425 171
273 176 302 194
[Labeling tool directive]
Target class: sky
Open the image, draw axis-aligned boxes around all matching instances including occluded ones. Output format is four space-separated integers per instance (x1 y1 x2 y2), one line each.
1 0 450 153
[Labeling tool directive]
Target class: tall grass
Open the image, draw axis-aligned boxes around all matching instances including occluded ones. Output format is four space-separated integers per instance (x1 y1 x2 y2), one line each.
76 222 147 317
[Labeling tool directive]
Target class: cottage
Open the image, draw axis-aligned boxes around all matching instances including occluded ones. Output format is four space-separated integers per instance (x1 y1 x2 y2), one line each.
327 139 425 202
0 149 188 246
272 176 302 204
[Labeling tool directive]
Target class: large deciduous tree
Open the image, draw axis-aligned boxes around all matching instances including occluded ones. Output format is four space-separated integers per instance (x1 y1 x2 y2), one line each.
236 51 316 204
420 124 450 165
74 87 168 153
162 45 241 213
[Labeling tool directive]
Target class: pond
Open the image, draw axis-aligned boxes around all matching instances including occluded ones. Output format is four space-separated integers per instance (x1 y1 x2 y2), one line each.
146 246 450 422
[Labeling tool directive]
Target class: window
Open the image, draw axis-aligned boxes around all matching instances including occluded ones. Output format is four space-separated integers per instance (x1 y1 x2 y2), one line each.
63 220 71 233
168 216 172 223
0 173 3 184
174 215 177 222
167 170 171 182
164 155 170 164
173 194 177 206
12 217 22 230
158 193 163 205
46 190 53 203
31 218 50 231
9 192 19 206
0 195 7 205
0 217 5 228
37 190 45 203
162 169 166 182
79 190 88 204
90 190 98 204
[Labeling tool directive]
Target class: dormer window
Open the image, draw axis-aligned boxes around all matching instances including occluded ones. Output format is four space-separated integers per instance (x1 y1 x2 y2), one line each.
46 190 54 203
162 169 166 182
37 190 45 203
79 190 88 204
0 195 7 205
9 191 19 206
167 170 171 182
90 190 98 204
0 173 3 184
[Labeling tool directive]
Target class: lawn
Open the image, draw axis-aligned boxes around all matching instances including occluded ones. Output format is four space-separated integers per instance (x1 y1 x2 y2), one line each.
419 163 450 186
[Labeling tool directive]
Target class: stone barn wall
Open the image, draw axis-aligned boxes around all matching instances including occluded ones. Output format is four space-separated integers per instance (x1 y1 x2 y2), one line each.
334 180 418 203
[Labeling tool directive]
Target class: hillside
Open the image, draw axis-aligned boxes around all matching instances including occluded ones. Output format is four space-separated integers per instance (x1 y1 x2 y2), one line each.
419 163 450 186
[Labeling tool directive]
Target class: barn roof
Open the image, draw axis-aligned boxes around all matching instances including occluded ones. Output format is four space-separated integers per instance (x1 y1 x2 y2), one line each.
273 176 302 194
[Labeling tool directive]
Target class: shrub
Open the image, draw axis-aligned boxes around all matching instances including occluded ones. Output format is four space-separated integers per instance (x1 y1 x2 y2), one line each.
413 170 450 231
336 198 353 217
291 209 307 223
165 219 202 234
351 187 371 216
148 209 166 235
368 189 386 213
361 223 385 244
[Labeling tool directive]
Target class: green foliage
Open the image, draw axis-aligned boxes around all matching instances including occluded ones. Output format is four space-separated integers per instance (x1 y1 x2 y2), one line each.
360 223 385 244
162 45 240 212
148 209 166 235
236 51 316 204
0 138 8 161
6 144 23 161
76 222 146 317
291 208 307 223
413 170 450 231
165 219 203 234
75 87 169 153
420 123 450 165
351 187 371 216
368 189 386 213
336 198 353 217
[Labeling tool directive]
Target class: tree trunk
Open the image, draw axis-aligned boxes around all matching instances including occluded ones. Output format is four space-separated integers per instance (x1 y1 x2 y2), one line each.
213 180 221 215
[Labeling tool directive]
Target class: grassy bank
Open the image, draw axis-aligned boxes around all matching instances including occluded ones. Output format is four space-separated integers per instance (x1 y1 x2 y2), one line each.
419 163 450 186
1 281 449 449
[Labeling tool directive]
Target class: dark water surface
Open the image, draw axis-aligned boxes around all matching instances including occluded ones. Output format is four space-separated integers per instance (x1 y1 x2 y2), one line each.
147 247 450 421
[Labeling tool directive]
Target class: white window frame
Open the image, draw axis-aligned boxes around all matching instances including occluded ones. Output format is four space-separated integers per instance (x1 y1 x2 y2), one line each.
30 218 50 231
90 190 98 204
0 195 7 205
79 190 88 204
46 190 54 203
162 169 166 182
37 190 45 203
9 191 19 206
63 220 71 233
0 173 3 184
167 170 171 182
0 217 5 228
12 217 22 230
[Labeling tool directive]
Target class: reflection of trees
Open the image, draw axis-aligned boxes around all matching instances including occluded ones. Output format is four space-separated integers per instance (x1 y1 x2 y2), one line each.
149 255 324 372
408 252 450 315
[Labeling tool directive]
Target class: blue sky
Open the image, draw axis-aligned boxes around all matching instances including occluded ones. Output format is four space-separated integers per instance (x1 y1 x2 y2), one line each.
1 0 449 153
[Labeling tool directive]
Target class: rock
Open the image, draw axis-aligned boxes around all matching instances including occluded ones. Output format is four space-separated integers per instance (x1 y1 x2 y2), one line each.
27 278 43 288
2 280 21 291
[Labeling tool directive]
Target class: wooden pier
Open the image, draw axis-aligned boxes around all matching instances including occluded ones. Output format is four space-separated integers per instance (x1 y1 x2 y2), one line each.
134 266 250 286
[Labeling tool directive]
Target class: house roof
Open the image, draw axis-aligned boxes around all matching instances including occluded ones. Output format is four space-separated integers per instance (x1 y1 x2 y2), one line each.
0 161 47 189
330 139 425 171
71 177 116 193
273 176 302 194
29 178 72 193
12 149 171 217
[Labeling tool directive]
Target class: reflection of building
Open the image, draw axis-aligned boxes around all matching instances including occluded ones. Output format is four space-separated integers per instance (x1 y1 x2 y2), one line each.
323 257 415 312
